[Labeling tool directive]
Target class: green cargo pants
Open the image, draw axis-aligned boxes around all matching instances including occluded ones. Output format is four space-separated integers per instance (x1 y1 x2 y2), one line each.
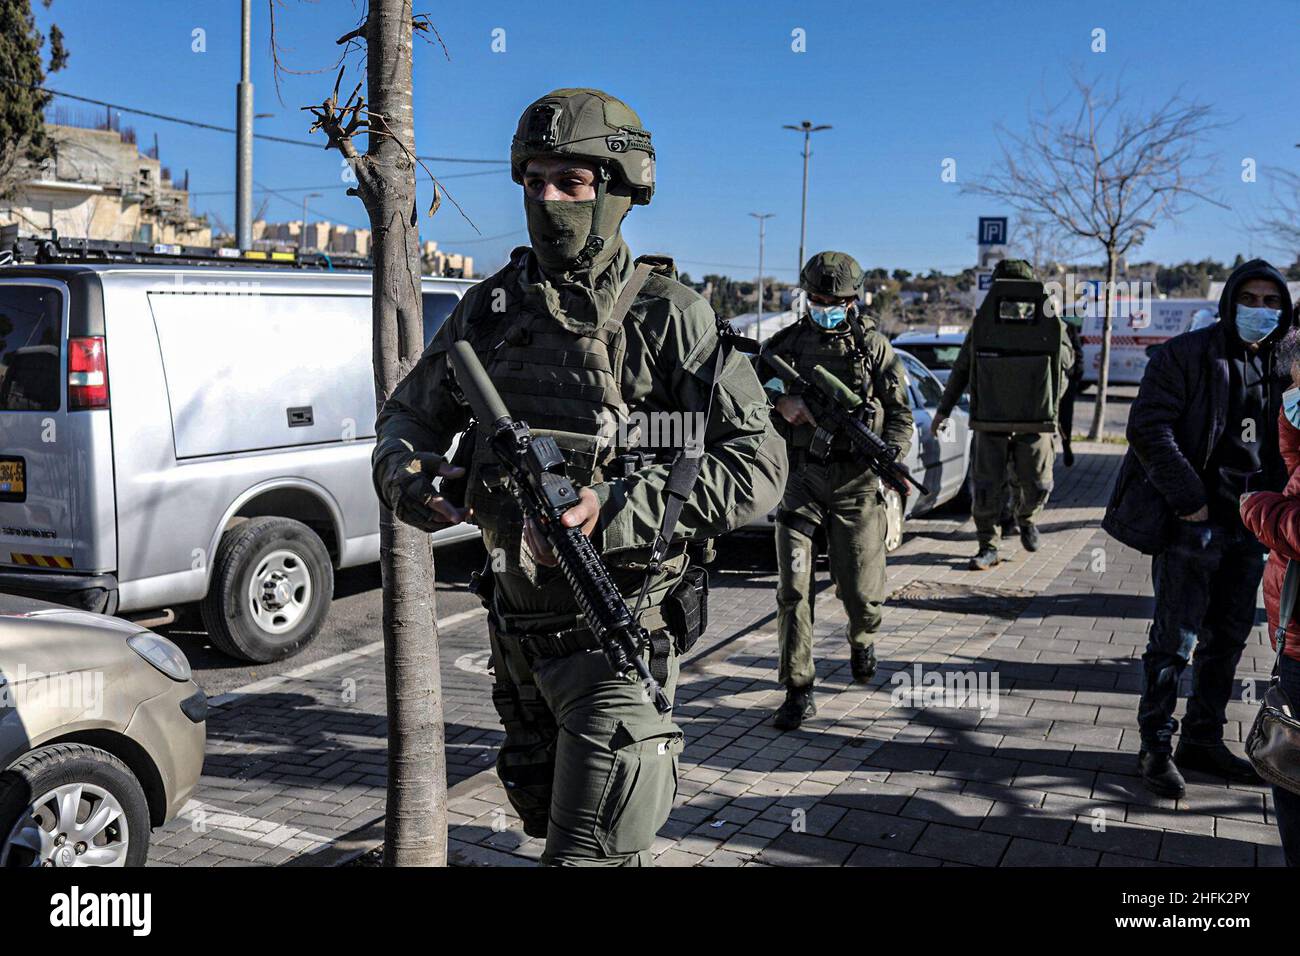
775 458 887 690
487 617 682 867
972 431 1054 549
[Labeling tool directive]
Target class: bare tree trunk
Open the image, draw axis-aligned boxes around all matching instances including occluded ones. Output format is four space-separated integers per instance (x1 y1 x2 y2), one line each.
364 0 445 867
1088 247 1118 441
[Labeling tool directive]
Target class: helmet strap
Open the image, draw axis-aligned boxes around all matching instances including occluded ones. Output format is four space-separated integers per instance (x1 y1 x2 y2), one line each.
571 166 610 271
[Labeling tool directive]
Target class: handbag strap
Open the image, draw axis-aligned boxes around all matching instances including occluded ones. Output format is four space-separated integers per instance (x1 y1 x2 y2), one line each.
1273 558 1300 678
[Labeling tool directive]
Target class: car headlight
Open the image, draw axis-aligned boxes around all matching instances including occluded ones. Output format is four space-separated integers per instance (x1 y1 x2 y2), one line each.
127 633 192 682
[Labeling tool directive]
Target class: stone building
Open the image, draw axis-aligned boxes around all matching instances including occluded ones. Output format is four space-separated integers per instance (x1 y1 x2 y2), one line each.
0 122 210 246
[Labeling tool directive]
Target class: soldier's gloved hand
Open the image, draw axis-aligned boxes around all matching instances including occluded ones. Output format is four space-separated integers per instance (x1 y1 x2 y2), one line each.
930 412 948 438
385 452 471 532
776 395 817 427
524 487 600 567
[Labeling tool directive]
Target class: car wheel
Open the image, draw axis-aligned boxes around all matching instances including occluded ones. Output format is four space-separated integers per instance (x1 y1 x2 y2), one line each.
883 488 904 552
0 743 150 868
201 516 334 663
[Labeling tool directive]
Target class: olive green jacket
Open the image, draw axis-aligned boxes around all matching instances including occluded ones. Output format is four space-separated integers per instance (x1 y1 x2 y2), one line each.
372 253 788 562
758 313 914 460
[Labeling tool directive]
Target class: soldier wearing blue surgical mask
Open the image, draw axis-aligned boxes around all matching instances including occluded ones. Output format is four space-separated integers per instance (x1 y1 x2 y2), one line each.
757 252 914 730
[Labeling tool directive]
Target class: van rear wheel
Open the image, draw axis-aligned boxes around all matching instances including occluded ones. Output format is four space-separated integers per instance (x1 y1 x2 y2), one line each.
201 517 333 663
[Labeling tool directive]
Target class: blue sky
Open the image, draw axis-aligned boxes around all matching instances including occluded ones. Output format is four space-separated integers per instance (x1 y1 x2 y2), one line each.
31 0 1300 279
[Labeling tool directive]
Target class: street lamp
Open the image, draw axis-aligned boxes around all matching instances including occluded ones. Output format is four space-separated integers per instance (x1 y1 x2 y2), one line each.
749 212 774 342
782 120 831 276
299 193 323 251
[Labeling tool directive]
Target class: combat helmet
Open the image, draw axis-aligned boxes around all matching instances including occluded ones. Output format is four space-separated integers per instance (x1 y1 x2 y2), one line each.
800 251 865 299
991 258 1036 282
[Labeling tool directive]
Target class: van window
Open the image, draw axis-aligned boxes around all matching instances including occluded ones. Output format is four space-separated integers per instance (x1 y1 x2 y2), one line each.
0 285 62 411
422 292 459 345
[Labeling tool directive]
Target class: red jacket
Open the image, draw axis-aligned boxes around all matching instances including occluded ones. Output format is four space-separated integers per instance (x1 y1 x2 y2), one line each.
1240 408 1300 662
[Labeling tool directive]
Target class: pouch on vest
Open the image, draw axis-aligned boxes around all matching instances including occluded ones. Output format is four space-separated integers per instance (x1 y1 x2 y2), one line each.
969 278 1061 433
662 565 708 655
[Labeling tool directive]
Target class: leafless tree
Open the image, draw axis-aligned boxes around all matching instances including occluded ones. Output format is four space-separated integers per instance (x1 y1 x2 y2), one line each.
298 0 447 866
1263 168 1300 263
967 75 1223 439
1012 212 1083 276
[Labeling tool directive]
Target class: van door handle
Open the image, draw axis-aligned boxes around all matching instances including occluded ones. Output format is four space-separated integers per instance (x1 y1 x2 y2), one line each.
287 406 314 427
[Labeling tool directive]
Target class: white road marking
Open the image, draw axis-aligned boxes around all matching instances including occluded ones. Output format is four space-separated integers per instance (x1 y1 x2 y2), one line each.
207 606 487 708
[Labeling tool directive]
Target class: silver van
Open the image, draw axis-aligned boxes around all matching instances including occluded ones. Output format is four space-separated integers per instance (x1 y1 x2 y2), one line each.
0 245 476 663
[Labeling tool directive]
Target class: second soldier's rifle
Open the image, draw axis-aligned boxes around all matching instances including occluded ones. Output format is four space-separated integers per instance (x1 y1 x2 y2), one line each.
448 340 671 715
762 352 929 498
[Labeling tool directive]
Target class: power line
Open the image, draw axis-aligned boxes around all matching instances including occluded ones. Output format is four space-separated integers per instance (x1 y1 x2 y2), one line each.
189 167 504 196
3 78 508 165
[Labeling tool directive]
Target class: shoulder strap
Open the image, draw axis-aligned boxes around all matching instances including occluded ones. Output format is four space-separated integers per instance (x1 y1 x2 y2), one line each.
630 334 728 619
1274 558 1300 677
610 261 656 327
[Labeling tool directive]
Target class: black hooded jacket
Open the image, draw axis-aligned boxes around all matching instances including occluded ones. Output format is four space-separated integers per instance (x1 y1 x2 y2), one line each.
1103 259 1295 554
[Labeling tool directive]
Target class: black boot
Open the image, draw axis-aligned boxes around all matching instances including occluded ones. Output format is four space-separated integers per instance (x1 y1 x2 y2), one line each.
1174 740 1262 785
1138 751 1187 798
851 645 877 683
773 686 816 731
999 517 1018 539
1063 443 1075 467
970 546 1000 570
1020 523 1041 552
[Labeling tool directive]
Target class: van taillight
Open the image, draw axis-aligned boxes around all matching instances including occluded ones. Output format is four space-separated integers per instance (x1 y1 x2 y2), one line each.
68 336 109 410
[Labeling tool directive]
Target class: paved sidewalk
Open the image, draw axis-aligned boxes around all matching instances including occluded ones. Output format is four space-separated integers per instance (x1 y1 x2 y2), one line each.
148 441 1285 866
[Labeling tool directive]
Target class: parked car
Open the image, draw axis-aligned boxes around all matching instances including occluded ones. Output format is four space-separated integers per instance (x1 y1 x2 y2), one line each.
748 343 973 551
0 247 477 664
889 330 966 386
0 591 205 867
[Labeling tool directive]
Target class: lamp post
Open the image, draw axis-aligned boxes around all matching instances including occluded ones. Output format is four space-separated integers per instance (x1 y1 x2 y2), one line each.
749 212 774 342
300 193 322 251
782 121 831 275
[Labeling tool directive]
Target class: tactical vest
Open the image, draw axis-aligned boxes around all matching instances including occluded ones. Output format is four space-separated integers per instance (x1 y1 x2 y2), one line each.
968 278 1062 433
769 314 883 450
457 253 649 574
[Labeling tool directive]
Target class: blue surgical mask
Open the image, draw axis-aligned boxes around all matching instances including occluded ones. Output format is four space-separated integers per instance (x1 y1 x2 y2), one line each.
1285 386 1300 429
1235 304 1282 343
809 304 848 329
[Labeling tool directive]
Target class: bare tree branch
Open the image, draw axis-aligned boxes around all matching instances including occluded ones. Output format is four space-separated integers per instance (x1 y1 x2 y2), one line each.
964 74 1222 439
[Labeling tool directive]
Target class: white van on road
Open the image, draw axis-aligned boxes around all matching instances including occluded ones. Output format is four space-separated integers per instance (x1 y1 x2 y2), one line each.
0 239 476 664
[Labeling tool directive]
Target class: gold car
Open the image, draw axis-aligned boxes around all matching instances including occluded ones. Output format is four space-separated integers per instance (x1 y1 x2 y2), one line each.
0 594 205 867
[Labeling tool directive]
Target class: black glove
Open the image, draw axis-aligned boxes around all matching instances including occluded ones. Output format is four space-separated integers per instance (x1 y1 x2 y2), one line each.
377 449 467 533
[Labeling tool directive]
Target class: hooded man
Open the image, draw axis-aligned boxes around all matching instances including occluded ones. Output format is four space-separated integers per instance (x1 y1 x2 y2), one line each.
1105 258 1294 797
371 89 787 864
758 251 914 731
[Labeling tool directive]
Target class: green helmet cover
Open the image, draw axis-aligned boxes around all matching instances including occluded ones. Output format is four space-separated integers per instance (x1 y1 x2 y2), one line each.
511 89 654 204
992 258 1035 282
800 251 865 299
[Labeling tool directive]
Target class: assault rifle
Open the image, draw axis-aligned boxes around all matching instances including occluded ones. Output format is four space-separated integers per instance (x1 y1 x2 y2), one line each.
762 352 929 497
448 341 671 714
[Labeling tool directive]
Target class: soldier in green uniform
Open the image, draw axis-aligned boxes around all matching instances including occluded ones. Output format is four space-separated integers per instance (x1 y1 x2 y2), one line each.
371 89 787 865
759 252 914 731
931 259 1074 570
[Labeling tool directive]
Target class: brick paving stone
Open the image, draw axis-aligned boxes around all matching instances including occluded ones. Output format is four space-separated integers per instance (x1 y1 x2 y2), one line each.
1002 838 1101 867
911 823 1010 866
